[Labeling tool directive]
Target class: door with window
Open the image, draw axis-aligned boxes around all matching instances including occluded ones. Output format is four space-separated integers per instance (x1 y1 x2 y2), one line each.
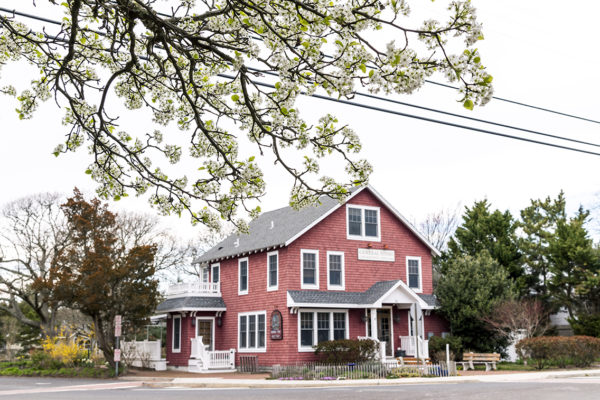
377 309 392 357
196 318 214 351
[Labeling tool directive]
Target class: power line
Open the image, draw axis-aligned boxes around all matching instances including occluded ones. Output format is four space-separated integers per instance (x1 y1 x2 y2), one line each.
220 74 600 157
3 5 599 126
2 7 599 157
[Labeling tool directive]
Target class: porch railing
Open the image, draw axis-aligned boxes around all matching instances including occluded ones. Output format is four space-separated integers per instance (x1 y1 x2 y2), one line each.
399 336 429 359
167 281 221 297
190 337 235 370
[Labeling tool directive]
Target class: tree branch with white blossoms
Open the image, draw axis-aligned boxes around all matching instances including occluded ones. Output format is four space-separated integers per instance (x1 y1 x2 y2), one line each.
0 0 493 231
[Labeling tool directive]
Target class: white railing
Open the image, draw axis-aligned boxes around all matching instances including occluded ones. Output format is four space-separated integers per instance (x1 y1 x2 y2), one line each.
167 281 221 297
190 337 235 370
209 349 236 369
400 336 429 359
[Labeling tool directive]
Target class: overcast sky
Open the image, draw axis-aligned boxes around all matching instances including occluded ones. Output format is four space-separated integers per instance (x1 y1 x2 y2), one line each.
1 0 599 241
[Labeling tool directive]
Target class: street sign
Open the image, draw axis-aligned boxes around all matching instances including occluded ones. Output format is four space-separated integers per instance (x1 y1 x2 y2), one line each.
115 315 122 337
114 349 121 362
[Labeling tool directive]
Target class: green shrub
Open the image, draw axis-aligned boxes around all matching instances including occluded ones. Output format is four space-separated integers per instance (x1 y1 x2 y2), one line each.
569 314 600 337
516 336 600 369
314 339 379 363
428 335 463 363
31 350 64 370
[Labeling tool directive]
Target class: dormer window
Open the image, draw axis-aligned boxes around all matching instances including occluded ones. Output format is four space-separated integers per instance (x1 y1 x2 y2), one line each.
346 205 381 241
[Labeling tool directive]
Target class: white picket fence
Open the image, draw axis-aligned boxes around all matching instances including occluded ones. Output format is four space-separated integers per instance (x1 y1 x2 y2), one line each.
271 361 457 380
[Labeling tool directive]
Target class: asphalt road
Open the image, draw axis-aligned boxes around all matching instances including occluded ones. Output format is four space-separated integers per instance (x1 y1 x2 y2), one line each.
1 377 600 399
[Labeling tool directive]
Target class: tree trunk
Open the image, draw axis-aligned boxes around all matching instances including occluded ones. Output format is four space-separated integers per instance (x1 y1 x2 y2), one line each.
93 315 115 369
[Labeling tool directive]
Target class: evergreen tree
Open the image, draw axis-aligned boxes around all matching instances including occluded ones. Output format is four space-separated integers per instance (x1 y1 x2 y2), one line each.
436 251 516 352
518 192 567 305
547 207 597 318
441 200 524 293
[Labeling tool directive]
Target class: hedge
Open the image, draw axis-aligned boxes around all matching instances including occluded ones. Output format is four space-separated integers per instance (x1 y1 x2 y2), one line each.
516 336 600 369
314 339 379 363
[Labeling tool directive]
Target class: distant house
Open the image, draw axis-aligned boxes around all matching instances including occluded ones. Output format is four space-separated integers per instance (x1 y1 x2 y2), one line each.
155 185 449 371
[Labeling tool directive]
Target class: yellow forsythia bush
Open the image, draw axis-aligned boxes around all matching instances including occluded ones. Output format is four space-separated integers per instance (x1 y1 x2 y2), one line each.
41 329 86 367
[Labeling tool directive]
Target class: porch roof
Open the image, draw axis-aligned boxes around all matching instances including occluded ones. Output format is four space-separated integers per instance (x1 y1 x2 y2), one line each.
156 296 226 313
287 280 435 309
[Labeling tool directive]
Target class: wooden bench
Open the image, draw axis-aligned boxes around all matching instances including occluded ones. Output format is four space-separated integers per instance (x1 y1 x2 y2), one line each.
461 352 500 371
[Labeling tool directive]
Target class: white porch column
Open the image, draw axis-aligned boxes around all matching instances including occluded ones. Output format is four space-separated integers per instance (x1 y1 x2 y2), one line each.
370 308 378 340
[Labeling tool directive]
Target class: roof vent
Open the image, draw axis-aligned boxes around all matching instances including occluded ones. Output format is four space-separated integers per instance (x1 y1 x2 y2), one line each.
234 238 240 248
270 220 274 229
218 246 223 251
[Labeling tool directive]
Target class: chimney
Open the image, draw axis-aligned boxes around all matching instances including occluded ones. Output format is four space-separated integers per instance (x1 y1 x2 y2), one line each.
234 238 240 248
270 220 274 229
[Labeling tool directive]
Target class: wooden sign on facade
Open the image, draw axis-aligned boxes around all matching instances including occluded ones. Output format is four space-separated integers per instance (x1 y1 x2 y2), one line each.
270 310 283 340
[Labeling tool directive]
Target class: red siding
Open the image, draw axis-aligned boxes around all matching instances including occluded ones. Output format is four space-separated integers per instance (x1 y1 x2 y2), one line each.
170 188 438 366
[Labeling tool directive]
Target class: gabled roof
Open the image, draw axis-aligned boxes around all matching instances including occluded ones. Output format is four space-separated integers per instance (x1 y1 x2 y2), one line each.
195 185 440 264
287 280 434 309
156 296 226 313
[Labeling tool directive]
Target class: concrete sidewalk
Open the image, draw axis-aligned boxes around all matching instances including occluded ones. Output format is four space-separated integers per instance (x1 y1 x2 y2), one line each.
123 369 600 388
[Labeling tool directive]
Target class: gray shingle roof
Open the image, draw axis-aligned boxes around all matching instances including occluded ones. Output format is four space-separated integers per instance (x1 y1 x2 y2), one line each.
156 296 226 312
195 195 344 264
288 280 399 306
417 294 439 307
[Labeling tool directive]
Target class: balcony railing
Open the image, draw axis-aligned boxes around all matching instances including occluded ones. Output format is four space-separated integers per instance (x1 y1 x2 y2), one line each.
166 281 221 298
400 335 429 359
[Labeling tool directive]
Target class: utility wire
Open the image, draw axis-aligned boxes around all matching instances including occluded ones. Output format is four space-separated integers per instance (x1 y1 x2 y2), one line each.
3 5 599 126
219 74 600 157
2 7 600 157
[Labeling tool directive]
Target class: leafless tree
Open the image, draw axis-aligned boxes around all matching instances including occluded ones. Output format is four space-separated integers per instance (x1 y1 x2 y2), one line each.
176 225 235 279
482 298 549 340
418 206 461 252
0 193 70 336
115 211 192 282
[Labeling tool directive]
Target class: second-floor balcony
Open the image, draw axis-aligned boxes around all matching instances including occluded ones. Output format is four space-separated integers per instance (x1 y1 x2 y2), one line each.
166 281 221 298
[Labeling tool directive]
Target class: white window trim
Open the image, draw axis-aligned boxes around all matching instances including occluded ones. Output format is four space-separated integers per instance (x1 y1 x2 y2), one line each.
297 309 349 352
326 251 345 290
238 310 267 353
406 256 423 293
266 251 279 292
346 204 381 242
300 249 319 289
201 266 209 283
238 257 249 295
211 263 220 284
172 314 181 353
195 316 216 351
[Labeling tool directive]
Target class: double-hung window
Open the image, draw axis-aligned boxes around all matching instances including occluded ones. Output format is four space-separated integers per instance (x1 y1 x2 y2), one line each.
406 256 422 292
172 315 181 353
327 251 345 290
267 251 278 291
298 311 348 351
238 311 266 352
211 264 220 284
301 250 319 289
239 258 249 295
201 267 209 283
346 205 380 241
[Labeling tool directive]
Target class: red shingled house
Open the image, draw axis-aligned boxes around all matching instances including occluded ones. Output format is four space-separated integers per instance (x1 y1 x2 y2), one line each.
155 185 449 372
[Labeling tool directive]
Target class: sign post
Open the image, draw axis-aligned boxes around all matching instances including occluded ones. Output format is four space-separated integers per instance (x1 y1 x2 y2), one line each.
114 315 122 377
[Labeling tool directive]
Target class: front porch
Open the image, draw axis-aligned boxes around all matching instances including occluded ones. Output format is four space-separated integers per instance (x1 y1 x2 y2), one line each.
156 280 235 373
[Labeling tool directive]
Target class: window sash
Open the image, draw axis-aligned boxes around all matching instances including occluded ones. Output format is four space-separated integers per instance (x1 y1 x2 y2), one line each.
300 312 313 347
407 259 421 289
348 207 362 235
333 313 346 341
268 254 278 287
317 312 330 343
239 316 247 348
212 265 219 283
249 315 256 347
173 316 181 351
328 254 342 286
302 253 316 284
258 314 266 348
364 209 378 237
240 260 248 292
